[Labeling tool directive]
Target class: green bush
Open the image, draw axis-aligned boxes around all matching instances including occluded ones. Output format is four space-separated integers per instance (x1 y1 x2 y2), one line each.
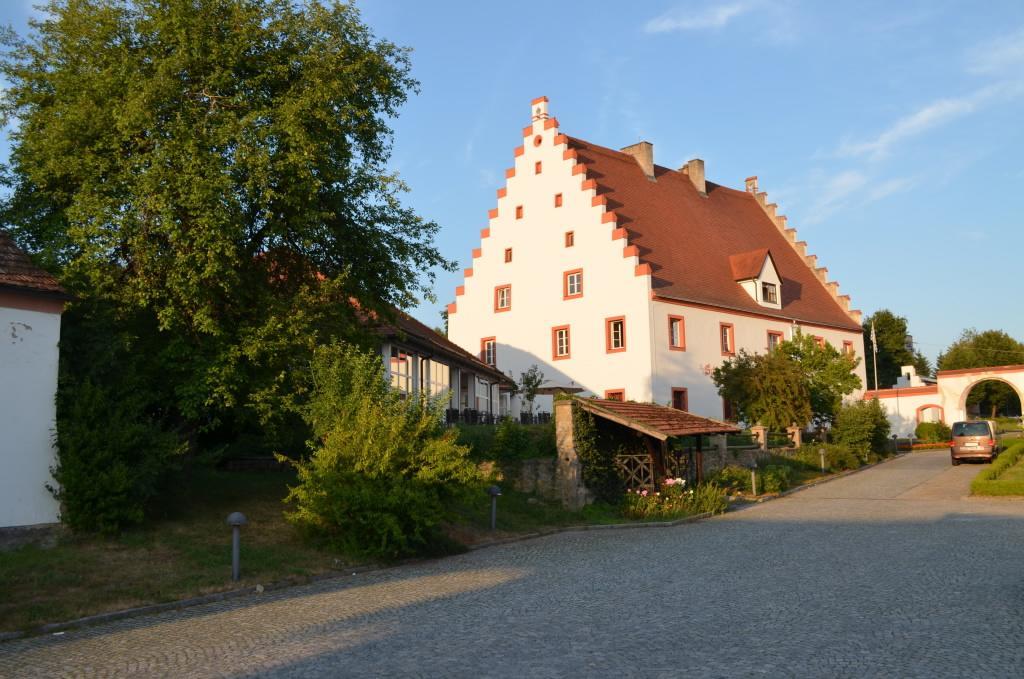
51 379 184 534
759 465 792 493
710 465 753 492
832 399 891 457
282 344 479 560
458 421 556 461
915 421 952 443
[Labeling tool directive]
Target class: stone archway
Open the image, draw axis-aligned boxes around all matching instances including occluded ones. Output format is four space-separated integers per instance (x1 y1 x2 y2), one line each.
915 404 944 424
937 366 1024 424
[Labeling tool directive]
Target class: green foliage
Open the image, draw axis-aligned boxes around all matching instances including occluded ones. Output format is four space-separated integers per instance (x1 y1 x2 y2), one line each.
50 379 184 534
282 344 478 559
832 399 891 458
572 405 624 503
713 349 812 429
710 464 791 494
1 0 449 437
518 365 545 415
621 481 728 520
759 465 792 493
862 310 932 389
915 421 952 443
457 421 555 461
971 441 1024 496
938 329 1024 418
778 331 862 426
994 416 1023 433
711 465 754 492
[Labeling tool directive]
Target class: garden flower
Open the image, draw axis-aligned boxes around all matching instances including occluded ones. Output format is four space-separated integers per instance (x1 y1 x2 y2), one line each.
641 489 648 497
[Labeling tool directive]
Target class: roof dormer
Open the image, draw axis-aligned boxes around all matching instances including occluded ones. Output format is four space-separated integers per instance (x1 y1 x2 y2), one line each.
729 248 781 309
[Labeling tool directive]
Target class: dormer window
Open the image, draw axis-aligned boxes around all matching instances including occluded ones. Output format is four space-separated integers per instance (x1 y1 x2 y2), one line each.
729 248 781 309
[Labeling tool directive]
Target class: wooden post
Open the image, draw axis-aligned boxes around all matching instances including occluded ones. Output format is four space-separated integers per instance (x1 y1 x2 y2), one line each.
695 434 704 484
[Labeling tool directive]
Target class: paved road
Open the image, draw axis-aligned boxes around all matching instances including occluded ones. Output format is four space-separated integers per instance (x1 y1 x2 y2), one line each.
4 450 1024 678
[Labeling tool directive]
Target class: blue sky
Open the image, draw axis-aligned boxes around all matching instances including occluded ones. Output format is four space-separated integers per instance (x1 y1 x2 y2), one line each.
3 1 1023 364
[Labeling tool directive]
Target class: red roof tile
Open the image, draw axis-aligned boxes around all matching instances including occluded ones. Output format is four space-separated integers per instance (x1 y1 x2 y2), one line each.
567 138 861 331
579 398 740 439
0 231 67 297
728 248 771 281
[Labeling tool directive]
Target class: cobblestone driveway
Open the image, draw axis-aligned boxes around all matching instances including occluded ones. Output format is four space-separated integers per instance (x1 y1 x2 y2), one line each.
4 450 1024 678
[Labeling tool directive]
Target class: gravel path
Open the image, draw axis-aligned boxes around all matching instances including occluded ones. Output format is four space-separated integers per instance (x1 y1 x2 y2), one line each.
3 450 1024 678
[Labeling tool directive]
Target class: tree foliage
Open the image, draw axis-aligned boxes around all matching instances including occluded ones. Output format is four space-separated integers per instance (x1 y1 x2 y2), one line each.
832 399 891 458
518 365 545 415
282 343 478 559
862 309 931 389
713 332 861 429
0 0 450 435
938 329 1024 417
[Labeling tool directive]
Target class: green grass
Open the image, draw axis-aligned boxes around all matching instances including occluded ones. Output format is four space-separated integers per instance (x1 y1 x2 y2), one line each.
971 440 1024 496
448 488 621 543
0 468 344 633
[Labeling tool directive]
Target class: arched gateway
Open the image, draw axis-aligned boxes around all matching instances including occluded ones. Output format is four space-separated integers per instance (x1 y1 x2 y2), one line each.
863 365 1024 436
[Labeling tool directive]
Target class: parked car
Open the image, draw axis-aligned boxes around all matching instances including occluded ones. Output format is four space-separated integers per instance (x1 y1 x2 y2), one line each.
950 420 999 465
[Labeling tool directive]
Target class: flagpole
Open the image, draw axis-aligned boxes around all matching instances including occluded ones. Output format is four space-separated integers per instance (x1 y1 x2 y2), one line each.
871 322 880 391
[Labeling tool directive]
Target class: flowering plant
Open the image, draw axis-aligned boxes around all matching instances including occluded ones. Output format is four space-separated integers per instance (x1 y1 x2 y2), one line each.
622 478 726 520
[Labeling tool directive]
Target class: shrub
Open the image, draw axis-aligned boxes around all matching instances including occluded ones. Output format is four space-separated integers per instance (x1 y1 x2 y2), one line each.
915 421 952 443
971 441 1024 496
622 478 727 520
710 465 753 492
51 379 184 534
572 406 624 503
759 465 792 493
832 399 891 457
282 344 479 560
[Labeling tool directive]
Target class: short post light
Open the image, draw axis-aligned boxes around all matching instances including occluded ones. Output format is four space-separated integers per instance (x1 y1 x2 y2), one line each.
892 434 899 455
226 512 248 582
749 460 758 497
487 485 502 531
819 448 826 474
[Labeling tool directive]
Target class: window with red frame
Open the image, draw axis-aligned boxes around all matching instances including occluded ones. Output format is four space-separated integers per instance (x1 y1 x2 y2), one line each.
668 316 685 351
563 269 583 299
606 316 626 353
720 323 735 355
504 248 512 263
480 338 496 366
767 331 784 352
494 285 511 312
515 205 523 219
554 193 563 207
564 231 574 247
671 388 688 411
552 326 571 360
534 161 542 174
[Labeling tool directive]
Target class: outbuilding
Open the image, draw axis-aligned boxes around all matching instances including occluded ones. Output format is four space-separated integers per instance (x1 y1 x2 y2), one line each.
0 232 68 530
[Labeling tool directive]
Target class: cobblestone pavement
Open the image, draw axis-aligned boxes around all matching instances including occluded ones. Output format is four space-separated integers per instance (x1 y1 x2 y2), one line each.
4 450 1024 678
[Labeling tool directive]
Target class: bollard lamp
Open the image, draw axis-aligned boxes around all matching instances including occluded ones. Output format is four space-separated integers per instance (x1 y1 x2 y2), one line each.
226 512 248 582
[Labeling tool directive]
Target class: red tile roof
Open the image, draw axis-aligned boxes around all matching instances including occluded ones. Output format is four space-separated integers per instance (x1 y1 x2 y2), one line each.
0 231 67 298
728 248 770 281
567 138 861 331
578 397 740 439
369 306 515 387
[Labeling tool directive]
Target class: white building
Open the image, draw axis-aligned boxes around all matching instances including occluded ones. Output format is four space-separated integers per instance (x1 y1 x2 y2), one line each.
448 97 867 420
0 232 67 529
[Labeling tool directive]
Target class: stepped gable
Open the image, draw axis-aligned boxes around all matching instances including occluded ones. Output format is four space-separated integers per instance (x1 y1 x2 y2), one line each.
565 137 861 331
0 231 67 297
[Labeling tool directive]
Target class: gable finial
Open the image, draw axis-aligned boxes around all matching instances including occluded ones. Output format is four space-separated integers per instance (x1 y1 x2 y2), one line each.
531 96 549 121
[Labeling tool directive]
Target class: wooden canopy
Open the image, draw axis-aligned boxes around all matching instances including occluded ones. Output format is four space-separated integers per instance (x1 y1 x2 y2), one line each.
574 397 740 441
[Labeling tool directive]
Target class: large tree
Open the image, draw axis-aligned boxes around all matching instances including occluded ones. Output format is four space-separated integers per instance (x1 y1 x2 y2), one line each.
862 309 932 390
1 1 451 436
938 329 1024 418
713 332 861 430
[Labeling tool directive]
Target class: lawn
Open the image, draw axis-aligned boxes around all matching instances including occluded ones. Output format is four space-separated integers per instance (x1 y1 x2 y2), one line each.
0 469 341 633
971 440 1024 496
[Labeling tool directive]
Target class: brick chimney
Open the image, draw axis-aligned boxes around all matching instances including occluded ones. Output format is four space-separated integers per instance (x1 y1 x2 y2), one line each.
682 158 706 196
620 141 655 180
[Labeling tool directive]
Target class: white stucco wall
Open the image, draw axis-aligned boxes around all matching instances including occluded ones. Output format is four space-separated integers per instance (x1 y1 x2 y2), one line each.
1 302 61 528
650 300 867 419
449 101 653 412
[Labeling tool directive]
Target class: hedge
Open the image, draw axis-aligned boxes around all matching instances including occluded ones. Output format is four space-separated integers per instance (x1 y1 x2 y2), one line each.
971 440 1024 496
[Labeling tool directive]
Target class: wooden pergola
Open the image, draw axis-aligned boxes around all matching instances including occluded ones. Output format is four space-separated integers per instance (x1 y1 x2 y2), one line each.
574 397 740 486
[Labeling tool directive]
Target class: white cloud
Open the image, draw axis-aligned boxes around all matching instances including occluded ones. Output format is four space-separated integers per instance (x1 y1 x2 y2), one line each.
966 27 1024 74
867 176 916 202
836 81 1024 161
644 2 754 33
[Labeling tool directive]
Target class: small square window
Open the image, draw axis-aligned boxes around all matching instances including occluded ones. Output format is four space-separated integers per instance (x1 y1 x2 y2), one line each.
671 388 688 411
554 193 563 207
515 205 523 219
504 248 512 263
565 231 575 247
534 161 542 174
